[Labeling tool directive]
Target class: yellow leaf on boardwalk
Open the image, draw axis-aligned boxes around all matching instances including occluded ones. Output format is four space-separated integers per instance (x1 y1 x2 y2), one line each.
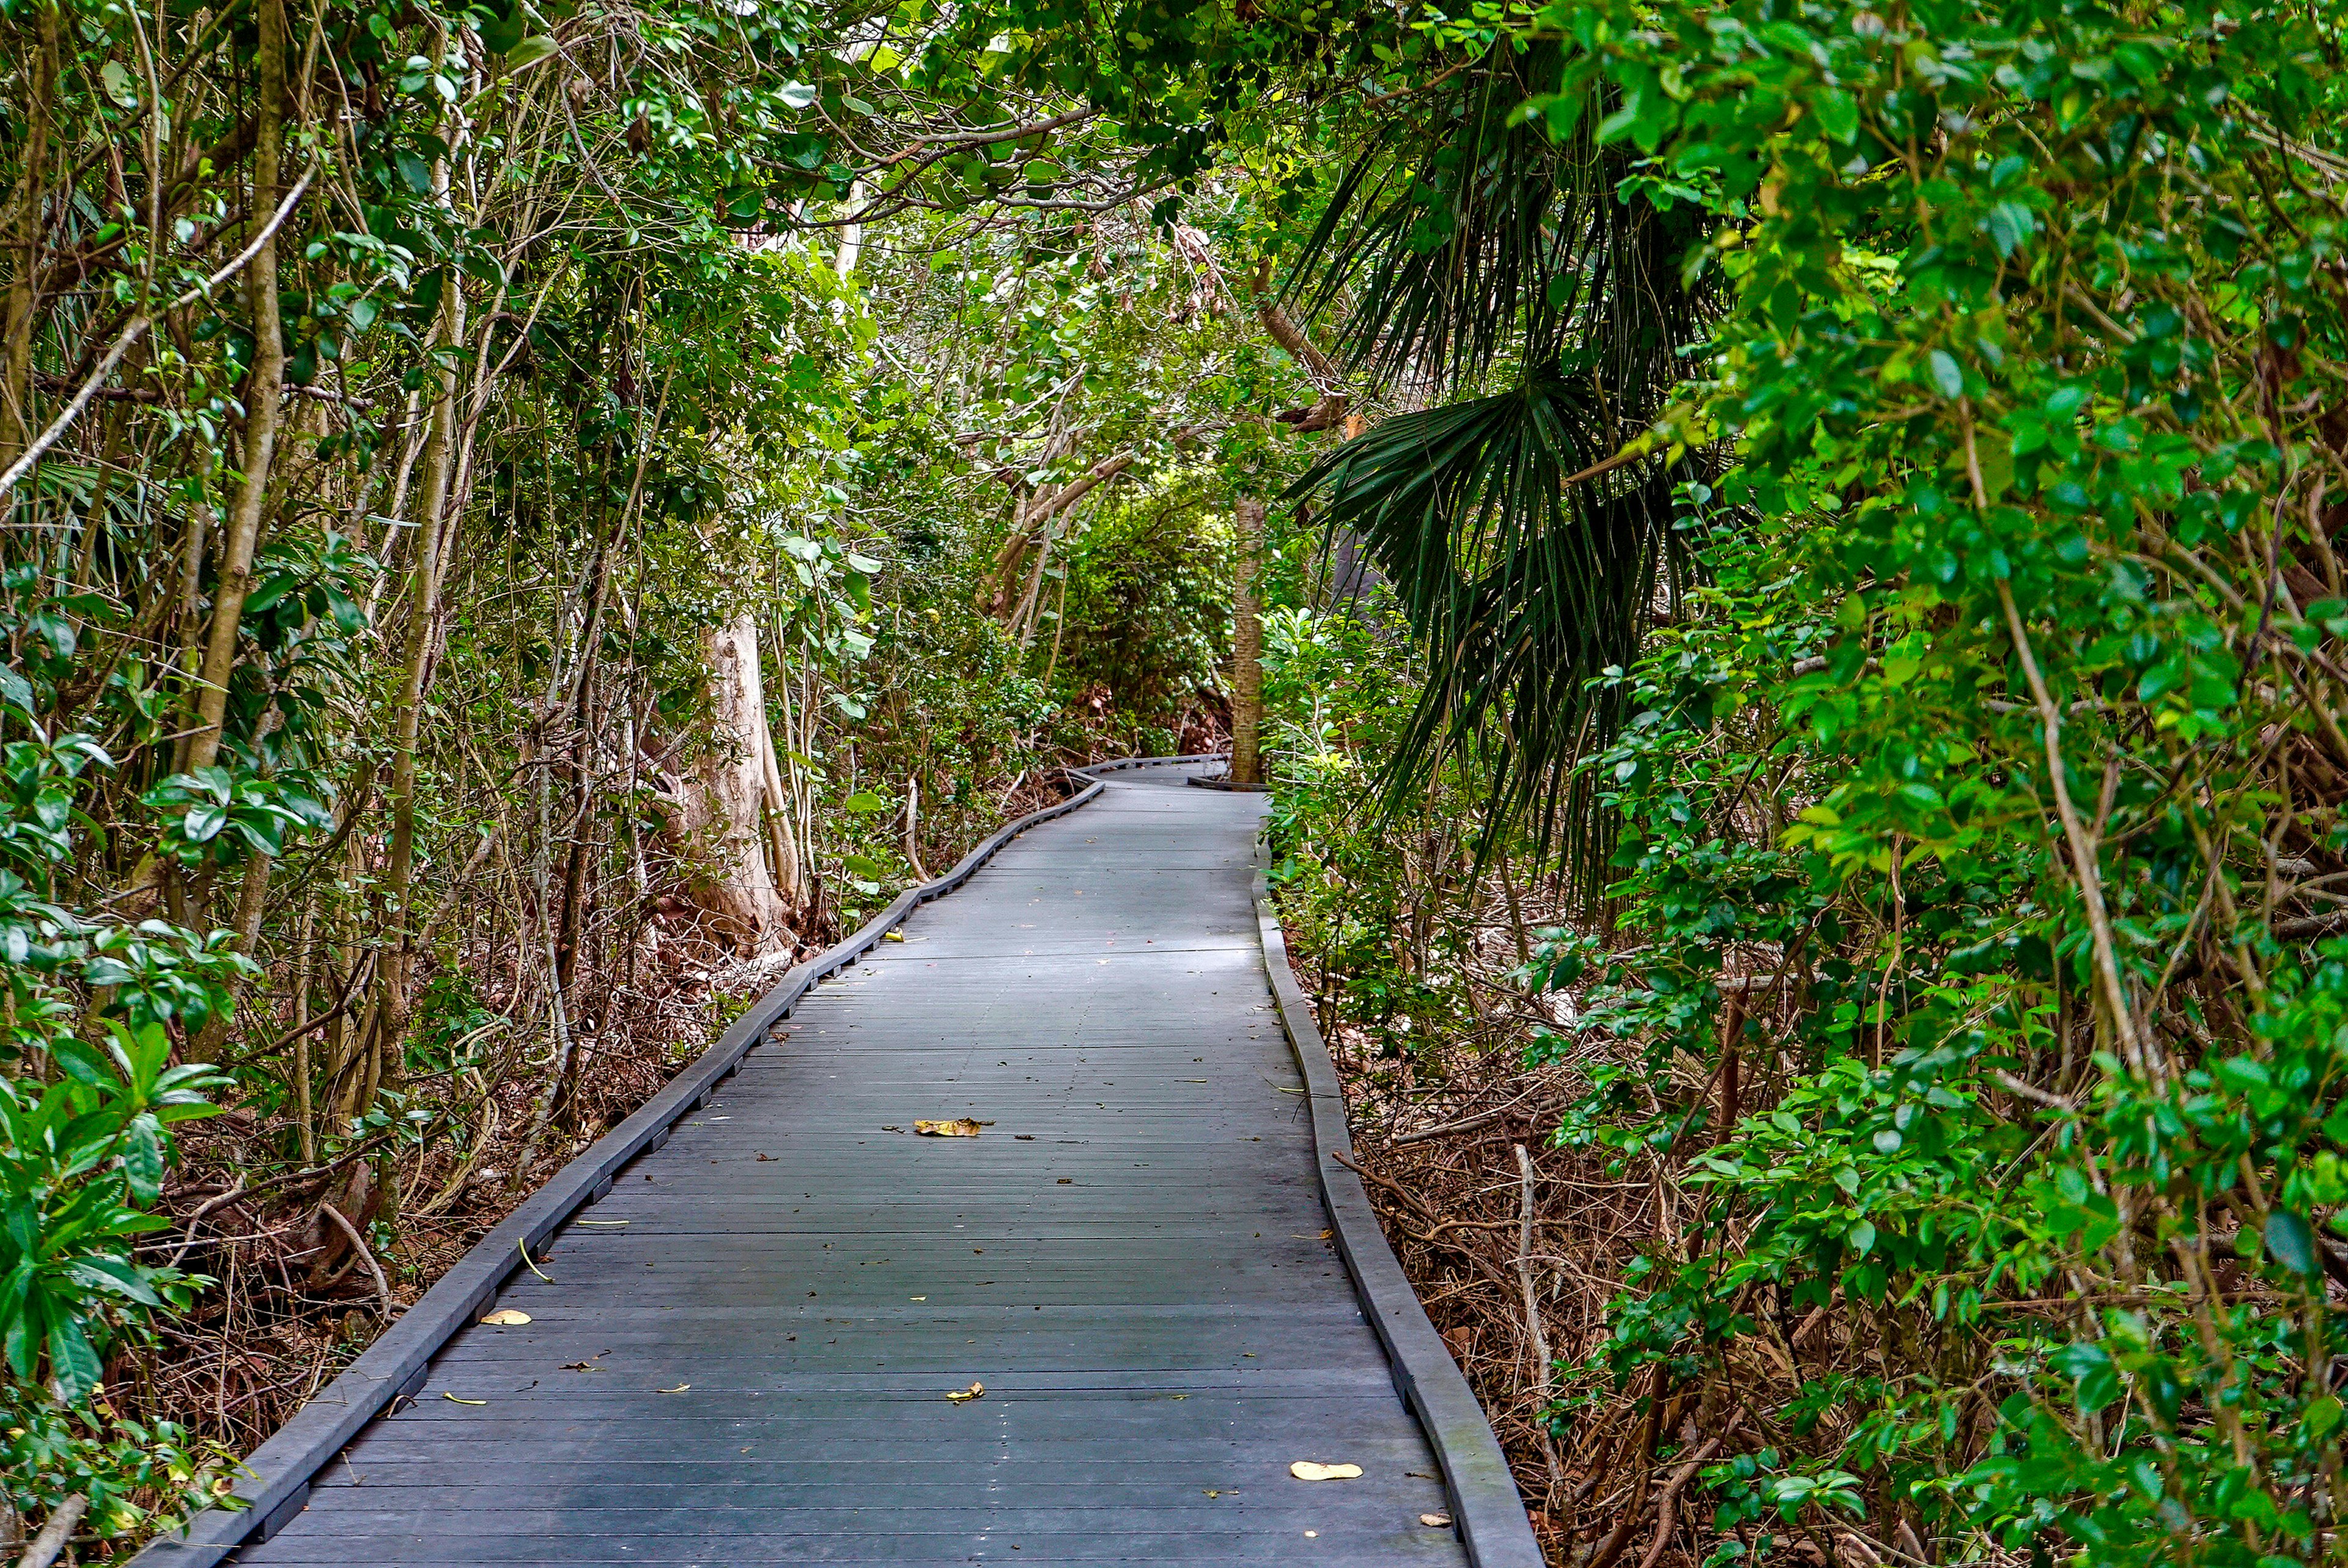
945 1382 985 1402
479 1309 531 1325
915 1118 982 1137
1289 1462 1362 1482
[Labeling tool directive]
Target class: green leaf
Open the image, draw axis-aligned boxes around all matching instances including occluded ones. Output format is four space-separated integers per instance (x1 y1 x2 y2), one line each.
504 36 559 69
1927 351 1965 399
843 790 888 814
123 1117 164 1202
2264 1210 2320 1277
48 1036 108 1085
394 150 434 196
48 1315 102 1401
1812 89 1858 146
64 1256 161 1307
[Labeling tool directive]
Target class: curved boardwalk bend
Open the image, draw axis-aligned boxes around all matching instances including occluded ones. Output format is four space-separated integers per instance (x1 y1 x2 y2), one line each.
139 761 1538 1567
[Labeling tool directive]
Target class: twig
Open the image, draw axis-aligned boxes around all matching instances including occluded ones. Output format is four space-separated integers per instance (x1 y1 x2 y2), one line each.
1998 580 2147 1070
0 161 319 502
17 1495 87 1568
166 1179 249 1268
1516 1144 1563 1489
1392 1097 1541 1146
1637 1434 1727 1568
317 1201 394 1325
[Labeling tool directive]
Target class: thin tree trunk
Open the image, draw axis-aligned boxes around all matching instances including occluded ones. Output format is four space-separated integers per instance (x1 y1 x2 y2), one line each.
0 1 59 468
1229 494 1266 786
376 200 467 1096
555 534 613 994
291 889 317 1163
183 0 287 775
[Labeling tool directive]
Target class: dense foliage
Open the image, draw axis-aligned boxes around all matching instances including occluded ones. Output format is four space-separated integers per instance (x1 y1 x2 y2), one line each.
0 0 1321 1553
1265 2 2348 1566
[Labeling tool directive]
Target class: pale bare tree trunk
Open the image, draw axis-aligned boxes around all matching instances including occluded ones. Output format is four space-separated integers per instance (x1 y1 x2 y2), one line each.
677 610 796 954
756 688 805 907
835 180 866 279
1229 495 1266 786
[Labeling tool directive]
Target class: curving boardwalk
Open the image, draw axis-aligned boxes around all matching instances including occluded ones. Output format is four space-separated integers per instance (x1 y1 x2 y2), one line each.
235 766 1472 1565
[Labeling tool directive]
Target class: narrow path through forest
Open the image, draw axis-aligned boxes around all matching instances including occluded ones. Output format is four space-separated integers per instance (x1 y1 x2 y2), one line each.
231 764 1468 1565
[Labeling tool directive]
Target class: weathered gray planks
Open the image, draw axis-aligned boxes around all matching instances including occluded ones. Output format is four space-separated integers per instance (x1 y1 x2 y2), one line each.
220 764 1487 1566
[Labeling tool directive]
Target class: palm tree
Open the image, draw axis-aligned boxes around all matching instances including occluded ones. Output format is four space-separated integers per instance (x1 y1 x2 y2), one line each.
1285 44 1713 886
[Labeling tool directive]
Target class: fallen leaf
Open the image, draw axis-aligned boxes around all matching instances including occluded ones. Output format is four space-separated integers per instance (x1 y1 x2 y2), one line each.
1290 1462 1363 1482
1014 1133 1036 1141
1057 1177 1072 1184
479 1308 531 1325
1421 1512 1454 1528
442 1393 487 1406
1304 1530 1319 1539
880 1125 905 1133
945 1381 985 1403
884 930 905 941
561 1362 600 1372
915 1118 983 1137
657 1383 690 1394
1203 1489 1222 1498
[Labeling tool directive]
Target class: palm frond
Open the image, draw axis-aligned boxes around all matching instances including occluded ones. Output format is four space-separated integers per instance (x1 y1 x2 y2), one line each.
1280 49 1714 883
1287 371 1685 894
1286 46 1708 409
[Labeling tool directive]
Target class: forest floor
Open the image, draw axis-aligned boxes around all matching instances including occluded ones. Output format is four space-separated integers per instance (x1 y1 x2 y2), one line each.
1287 897 1635 1568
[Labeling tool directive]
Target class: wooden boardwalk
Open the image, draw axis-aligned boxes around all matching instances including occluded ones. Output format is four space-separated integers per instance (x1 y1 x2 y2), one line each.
237 766 1473 1565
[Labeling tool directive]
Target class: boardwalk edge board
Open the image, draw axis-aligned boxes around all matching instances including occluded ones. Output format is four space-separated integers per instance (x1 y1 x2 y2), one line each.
1252 847 1548 1568
133 754 1221 1567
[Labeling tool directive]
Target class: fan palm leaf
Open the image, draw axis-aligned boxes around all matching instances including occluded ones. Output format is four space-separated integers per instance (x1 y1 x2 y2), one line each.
1282 46 1712 882
1288 370 1683 886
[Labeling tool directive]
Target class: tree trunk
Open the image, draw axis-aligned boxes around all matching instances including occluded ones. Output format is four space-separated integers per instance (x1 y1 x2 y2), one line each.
375 196 467 1096
1229 494 1266 786
183 0 287 776
676 609 796 954
0 2 59 468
